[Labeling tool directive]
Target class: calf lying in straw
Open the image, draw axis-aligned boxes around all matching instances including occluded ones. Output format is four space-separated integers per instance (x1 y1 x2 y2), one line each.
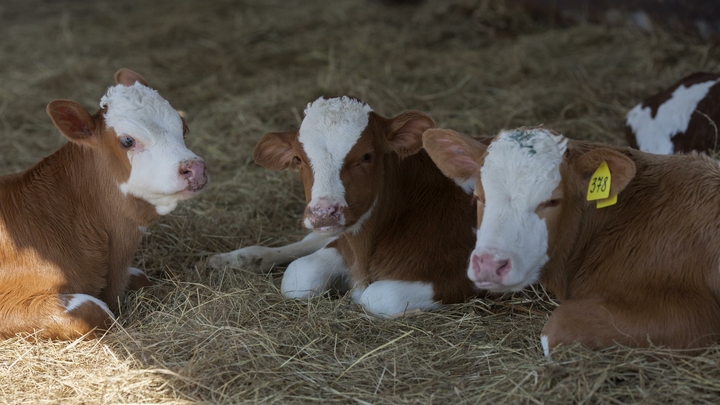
424 126 720 356
209 96 481 316
0 69 208 340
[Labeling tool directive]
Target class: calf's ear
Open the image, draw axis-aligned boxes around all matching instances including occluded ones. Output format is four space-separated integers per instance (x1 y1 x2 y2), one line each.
384 111 436 158
46 100 97 145
253 131 298 171
423 128 486 182
574 148 636 199
114 68 150 87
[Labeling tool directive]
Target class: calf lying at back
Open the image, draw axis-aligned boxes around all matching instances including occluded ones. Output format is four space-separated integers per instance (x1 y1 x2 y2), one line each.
0 69 208 340
626 72 720 154
424 126 720 355
209 96 481 316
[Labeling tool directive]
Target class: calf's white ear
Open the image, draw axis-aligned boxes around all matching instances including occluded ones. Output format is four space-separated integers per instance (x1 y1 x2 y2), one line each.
46 100 97 144
253 131 298 171
114 68 149 87
423 128 486 182
384 111 436 158
574 148 636 199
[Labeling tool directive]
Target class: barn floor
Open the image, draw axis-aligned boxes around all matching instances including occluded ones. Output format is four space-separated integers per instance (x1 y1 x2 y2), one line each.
1 0 720 403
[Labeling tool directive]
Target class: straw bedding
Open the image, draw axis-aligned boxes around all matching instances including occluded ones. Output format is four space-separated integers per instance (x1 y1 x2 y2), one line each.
1 0 720 403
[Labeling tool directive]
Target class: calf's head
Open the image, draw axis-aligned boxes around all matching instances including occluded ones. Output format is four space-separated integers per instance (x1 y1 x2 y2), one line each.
424 127 635 292
46 68 208 215
254 96 435 234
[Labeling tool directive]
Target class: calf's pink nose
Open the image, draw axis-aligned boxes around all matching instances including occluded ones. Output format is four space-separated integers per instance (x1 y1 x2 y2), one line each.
305 202 344 229
471 252 512 284
179 159 208 191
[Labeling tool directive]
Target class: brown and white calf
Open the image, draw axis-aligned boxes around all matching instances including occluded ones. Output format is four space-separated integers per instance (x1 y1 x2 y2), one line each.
208 96 480 316
626 72 720 154
424 126 720 355
0 68 208 340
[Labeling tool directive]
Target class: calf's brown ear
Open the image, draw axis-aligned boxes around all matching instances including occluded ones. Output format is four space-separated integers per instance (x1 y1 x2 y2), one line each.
384 111 436 158
114 68 149 87
46 100 97 144
423 128 486 182
574 148 636 199
253 131 298 171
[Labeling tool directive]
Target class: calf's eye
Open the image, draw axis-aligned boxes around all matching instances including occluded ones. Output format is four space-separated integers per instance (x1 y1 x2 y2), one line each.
361 153 372 162
120 136 135 148
543 199 560 208
293 156 302 165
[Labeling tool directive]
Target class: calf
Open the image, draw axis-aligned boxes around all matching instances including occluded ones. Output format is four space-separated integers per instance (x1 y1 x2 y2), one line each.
0 68 208 340
209 96 480 316
424 126 720 355
626 72 720 155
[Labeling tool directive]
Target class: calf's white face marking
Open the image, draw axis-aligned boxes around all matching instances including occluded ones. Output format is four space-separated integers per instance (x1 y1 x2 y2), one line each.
101 82 204 215
626 78 720 154
298 96 373 221
474 128 566 291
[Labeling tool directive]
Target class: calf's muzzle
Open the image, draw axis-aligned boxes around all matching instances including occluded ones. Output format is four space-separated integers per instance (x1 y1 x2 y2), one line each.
470 251 513 288
179 159 208 192
304 199 345 232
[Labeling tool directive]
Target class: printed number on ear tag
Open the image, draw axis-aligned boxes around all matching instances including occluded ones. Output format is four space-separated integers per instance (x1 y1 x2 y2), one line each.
587 161 617 208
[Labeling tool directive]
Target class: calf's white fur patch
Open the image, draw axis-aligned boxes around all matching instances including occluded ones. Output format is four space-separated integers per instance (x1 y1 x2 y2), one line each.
626 78 720 154
127 267 145 276
101 82 202 215
281 247 348 299
474 128 566 291
356 280 438 317
541 334 551 359
64 294 114 318
299 97 373 210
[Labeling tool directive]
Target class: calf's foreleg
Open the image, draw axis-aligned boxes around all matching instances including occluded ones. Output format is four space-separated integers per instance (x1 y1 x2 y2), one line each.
354 280 439 318
541 295 720 357
281 246 349 299
208 232 335 273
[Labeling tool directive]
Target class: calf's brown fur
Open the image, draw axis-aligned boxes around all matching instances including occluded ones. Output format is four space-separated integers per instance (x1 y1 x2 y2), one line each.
0 69 180 340
248 99 482 313
426 128 720 351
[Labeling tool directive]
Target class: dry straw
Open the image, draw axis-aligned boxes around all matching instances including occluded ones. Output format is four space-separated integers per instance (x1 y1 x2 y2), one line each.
1 0 720 403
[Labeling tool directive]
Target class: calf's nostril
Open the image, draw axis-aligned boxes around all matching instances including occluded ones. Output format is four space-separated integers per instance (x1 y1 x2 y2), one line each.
179 161 208 180
496 259 510 276
179 167 192 177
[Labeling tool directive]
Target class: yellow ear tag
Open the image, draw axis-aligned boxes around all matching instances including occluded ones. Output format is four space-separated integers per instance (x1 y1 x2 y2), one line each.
596 194 617 209
586 161 617 208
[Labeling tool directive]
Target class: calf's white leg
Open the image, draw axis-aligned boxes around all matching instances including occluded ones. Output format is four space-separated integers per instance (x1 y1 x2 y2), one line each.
208 232 335 273
356 280 439 318
281 247 348 299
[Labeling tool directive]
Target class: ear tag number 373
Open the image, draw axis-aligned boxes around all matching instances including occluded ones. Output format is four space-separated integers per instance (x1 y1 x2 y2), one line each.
586 161 617 208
